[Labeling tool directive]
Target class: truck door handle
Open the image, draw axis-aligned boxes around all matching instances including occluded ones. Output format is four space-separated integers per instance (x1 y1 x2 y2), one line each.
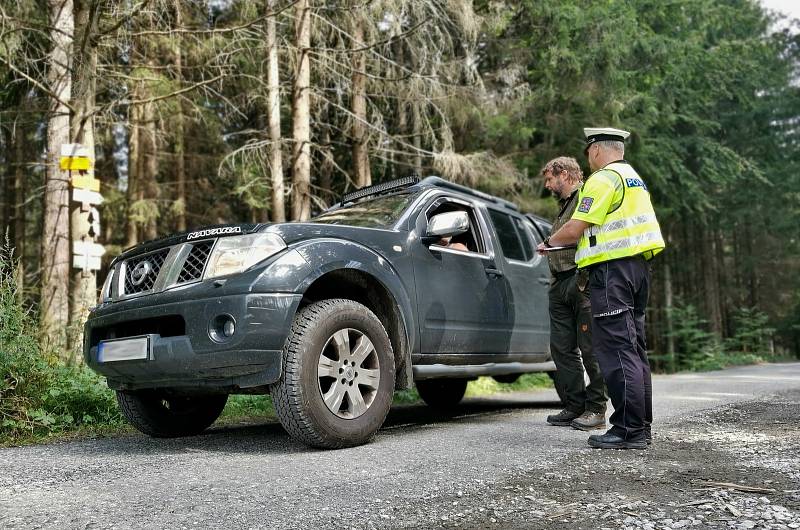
485 267 504 278
537 276 550 285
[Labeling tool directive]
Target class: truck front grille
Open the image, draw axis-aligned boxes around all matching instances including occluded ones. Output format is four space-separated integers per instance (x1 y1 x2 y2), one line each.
113 239 217 300
123 249 170 295
177 240 214 284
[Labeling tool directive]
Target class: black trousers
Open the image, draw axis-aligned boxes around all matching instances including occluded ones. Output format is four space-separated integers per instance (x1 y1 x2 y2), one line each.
548 273 607 414
587 257 652 441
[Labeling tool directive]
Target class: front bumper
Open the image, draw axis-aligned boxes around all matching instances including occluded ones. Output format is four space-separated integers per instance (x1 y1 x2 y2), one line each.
84 289 302 392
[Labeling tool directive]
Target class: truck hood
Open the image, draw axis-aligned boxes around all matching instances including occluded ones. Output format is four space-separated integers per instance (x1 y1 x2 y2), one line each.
115 223 266 262
114 219 405 264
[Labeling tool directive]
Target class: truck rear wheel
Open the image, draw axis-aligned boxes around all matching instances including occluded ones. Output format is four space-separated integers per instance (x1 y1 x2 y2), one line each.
270 299 395 449
115 390 227 438
416 378 468 409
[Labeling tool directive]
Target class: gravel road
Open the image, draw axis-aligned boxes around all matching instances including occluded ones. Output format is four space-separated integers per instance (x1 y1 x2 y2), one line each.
1 362 799 529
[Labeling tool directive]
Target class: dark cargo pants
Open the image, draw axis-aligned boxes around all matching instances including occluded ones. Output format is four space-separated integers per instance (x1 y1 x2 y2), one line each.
587 257 652 441
549 272 607 415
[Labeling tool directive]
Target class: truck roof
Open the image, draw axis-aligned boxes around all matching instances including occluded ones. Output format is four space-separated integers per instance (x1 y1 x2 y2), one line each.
336 175 520 213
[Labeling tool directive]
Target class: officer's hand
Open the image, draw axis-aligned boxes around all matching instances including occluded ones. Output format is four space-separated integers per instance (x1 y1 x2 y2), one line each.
536 242 549 255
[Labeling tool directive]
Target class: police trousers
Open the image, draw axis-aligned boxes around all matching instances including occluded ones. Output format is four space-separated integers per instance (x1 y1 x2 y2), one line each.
587 256 652 441
548 272 607 414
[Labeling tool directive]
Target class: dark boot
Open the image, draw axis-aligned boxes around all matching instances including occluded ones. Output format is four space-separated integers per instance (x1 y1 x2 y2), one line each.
587 431 647 450
546 409 581 426
570 411 606 431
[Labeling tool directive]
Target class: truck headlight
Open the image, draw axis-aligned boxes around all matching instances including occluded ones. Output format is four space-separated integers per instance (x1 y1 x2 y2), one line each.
204 233 286 280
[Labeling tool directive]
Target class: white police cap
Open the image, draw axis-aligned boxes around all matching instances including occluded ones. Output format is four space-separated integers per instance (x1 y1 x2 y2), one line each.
584 127 630 148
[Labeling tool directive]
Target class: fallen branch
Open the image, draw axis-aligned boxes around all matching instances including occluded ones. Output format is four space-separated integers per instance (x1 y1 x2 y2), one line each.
677 499 715 507
703 481 776 494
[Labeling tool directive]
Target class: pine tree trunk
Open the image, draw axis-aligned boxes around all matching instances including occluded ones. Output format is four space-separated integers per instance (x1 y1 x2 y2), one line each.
41 0 74 352
291 0 311 221
143 94 159 241
69 0 100 355
664 258 675 371
125 92 139 247
715 227 729 337
173 0 187 232
394 39 408 174
266 0 285 222
351 19 370 187
13 124 26 279
411 102 422 173
2 129 11 239
319 124 333 207
701 219 722 336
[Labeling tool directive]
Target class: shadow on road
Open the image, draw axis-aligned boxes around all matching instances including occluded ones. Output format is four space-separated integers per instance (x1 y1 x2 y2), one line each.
74 396 562 456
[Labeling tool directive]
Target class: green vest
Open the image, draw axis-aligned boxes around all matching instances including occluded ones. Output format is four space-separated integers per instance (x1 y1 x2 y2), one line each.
575 162 665 268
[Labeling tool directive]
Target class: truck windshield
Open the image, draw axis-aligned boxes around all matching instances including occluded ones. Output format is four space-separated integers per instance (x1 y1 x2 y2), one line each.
311 192 419 229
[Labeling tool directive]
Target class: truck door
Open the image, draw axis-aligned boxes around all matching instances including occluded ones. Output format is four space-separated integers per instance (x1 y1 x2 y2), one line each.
411 196 512 356
485 208 551 354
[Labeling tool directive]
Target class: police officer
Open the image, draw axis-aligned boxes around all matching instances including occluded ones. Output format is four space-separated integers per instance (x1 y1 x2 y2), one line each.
539 157 608 431
537 127 665 449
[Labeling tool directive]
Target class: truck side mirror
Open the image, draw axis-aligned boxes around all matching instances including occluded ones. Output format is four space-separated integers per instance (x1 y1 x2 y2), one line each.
425 211 469 241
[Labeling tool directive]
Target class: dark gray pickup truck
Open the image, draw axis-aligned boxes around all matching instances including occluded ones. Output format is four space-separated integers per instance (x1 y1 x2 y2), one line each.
85 176 555 448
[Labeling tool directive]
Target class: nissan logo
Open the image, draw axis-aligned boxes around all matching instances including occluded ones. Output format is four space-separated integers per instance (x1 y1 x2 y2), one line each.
130 261 153 286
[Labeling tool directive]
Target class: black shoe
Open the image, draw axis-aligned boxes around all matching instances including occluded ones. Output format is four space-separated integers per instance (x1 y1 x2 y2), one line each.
645 425 652 446
547 409 581 426
587 431 647 450
570 411 607 431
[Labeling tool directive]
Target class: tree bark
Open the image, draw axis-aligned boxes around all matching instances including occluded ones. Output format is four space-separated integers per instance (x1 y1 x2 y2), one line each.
291 0 311 221
266 0 285 222
13 124 26 279
125 88 140 248
701 219 722 336
2 129 11 240
41 0 73 352
69 0 100 354
173 0 187 232
142 92 159 241
319 123 334 207
411 102 422 174
351 19 371 187
664 258 675 371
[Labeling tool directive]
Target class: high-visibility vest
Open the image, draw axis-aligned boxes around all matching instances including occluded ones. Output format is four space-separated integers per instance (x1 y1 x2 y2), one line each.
575 162 665 268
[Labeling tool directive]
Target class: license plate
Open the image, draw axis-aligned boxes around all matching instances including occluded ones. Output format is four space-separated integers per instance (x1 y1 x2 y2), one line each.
98 336 151 363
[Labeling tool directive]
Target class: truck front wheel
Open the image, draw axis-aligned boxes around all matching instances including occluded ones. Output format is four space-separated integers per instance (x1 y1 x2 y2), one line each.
270 299 395 449
116 390 227 438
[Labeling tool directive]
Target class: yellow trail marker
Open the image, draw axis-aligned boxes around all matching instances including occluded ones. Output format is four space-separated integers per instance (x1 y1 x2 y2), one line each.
71 174 101 192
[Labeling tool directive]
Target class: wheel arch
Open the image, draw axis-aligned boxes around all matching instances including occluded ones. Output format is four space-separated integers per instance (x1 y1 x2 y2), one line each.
299 267 413 390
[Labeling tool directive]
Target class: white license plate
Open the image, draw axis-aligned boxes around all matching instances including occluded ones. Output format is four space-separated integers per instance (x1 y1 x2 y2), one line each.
98 336 150 362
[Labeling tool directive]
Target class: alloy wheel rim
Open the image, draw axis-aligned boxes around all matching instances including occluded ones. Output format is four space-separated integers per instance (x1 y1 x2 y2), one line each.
317 328 380 419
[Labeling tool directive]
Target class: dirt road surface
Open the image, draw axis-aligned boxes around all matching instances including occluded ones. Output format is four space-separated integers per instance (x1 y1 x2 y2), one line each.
1 363 798 529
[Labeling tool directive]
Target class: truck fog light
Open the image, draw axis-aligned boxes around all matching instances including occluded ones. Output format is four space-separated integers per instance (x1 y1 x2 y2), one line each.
209 314 236 342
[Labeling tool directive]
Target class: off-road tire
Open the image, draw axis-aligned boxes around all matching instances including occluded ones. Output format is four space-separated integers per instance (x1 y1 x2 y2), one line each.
270 299 395 449
116 390 228 438
416 378 468 409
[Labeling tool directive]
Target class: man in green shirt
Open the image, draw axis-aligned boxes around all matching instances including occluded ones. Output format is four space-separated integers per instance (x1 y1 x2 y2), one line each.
540 157 607 431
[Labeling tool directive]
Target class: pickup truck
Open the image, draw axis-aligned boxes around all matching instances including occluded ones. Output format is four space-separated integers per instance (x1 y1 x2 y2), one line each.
84 176 556 448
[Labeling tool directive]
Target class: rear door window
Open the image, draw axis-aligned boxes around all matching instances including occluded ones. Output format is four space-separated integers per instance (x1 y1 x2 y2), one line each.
488 210 526 261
